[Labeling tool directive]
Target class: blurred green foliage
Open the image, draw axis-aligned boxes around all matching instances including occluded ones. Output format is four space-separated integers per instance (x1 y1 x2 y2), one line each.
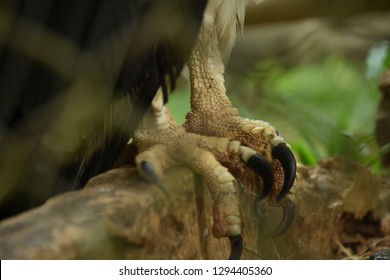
169 55 384 171
169 88 191 125
232 55 382 168
366 41 390 79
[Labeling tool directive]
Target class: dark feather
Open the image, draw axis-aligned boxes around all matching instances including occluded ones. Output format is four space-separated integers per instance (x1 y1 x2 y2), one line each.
0 0 207 219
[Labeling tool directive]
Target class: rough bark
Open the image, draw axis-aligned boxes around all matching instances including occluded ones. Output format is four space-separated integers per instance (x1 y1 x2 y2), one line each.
0 167 223 259
0 156 389 260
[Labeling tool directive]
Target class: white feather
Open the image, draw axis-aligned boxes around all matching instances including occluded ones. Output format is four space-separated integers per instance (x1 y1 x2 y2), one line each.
204 0 260 63
181 0 262 78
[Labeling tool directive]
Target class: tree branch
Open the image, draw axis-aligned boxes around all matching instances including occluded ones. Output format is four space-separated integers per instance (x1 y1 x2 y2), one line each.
0 167 230 259
0 157 389 259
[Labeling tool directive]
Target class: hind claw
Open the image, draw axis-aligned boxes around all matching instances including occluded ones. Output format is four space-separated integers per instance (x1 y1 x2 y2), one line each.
228 235 243 260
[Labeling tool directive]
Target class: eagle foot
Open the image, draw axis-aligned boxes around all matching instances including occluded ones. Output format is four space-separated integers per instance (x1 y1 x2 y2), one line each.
184 112 297 250
133 91 296 259
185 112 297 204
133 0 297 259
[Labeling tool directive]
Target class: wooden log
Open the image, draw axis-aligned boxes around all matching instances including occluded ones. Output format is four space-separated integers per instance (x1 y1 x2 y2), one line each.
0 167 230 259
0 157 389 259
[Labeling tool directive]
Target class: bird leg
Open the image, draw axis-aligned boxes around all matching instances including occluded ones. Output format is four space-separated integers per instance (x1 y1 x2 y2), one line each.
184 1 296 254
133 1 297 259
184 0 297 241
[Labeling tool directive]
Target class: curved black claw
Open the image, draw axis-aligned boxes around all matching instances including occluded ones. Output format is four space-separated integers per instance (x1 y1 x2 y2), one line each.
140 161 168 195
247 154 274 200
266 198 295 237
272 143 297 202
228 235 243 260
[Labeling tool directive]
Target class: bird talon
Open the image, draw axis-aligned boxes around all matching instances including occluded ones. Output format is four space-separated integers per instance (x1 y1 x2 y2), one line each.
255 198 295 238
246 154 274 200
228 235 243 260
140 160 168 195
267 198 295 237
271 143 297 202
